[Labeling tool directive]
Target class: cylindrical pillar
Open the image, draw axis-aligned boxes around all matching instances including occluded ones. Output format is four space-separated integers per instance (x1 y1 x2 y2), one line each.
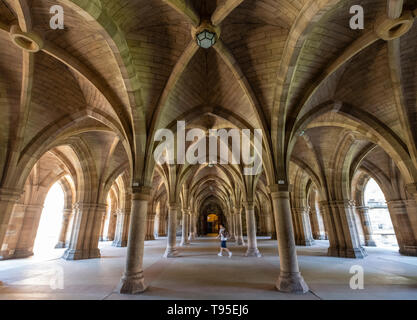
235 208 245 245
55 208 73 248
99 207 108 241
271 190 309 293
106 210 117 241
356 206 377 246
229 212 236 241
117 190 150 294
188 212 196 240
180 210 190 246
244 202 261 257
112 208 129 247
164 203 179 257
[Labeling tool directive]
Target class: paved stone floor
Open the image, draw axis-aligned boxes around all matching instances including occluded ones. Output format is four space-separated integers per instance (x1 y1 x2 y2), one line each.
0 237 416 300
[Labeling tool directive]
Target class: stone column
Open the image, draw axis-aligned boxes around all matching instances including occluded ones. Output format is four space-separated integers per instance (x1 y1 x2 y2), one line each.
180 209 190 246
62 203 106 260
164 203 179 257
145 206 155 240
309 207 326 240
0 204 25 260
13 204 44 259
292 207 314 246
319 200 367 258
387 200 417 256
188 212 196 240
113 209 129 247
356 206 377 246
0 189 21 253
265 212 273 237
117 190 150 294
271 189 309 293
55 208 73 248
235 207 245 245
106 209 117 241
229 212 236 241
269 204 278 240
99 207 108 241
244 202 261 257
158 211 167 237
309 207 320 240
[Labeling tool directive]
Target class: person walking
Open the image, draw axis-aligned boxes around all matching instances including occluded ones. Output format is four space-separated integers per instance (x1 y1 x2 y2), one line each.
217 224 232 258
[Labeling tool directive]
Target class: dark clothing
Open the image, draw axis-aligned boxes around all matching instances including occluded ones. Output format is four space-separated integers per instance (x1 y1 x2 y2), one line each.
221 240 227 248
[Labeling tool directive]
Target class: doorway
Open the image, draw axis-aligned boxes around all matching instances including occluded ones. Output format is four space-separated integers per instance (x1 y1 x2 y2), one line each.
207 214 219 236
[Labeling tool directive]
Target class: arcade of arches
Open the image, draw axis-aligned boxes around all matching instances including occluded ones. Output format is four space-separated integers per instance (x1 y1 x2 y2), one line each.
0 0 417 299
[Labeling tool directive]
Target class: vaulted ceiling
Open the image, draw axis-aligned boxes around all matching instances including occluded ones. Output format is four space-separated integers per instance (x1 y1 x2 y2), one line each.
1 0 417 209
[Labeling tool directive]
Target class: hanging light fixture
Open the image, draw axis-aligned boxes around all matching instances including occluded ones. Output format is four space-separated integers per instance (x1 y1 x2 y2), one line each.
196 29 216 48
192 20 220 49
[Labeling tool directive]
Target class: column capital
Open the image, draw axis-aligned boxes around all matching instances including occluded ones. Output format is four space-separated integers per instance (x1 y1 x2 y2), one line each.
356 206 370 212
269 183 290 194
23 204 44 210
292 207 308 215
243 201 255 210
270 189 290 200
131 186 152 201
182 208 191 215
319 199 355 208
168 202 180 210
386 199 416 214
73 202 107 210
0 188 22 201
405 183 417 195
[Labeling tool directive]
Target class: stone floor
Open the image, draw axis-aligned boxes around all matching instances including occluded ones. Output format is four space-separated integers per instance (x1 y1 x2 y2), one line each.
0 237 416 300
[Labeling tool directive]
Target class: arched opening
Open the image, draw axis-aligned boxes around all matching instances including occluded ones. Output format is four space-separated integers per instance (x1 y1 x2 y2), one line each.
207 214 219 235
33 182 65 257
197 199 226 236
100 194 112 241
364 178 398 248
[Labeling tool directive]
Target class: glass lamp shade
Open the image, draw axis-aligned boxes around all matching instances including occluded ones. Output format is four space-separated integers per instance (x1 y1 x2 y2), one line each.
196 29 216 49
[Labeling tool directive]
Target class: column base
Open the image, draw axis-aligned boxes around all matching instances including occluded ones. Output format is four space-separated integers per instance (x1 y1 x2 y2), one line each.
365 239 377 247
229 235 236 242
117 271 147 294
188 234 195 241
112 240 128 247
327 246 367 258
245 248 262 257
62 248 101 260
180 240 190 246
0 251 13 260
276 271 309 294
236 237 245 245
55 241 66 249
163 247 179 258
13 249 34 259
399 246 417 256
296 239 314 246
145 235 155 241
